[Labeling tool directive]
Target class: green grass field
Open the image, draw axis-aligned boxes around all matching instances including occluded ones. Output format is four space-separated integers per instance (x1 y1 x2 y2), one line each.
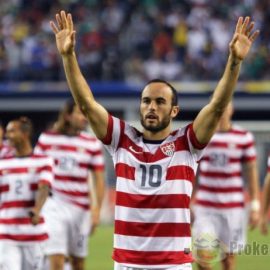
86 225 269 270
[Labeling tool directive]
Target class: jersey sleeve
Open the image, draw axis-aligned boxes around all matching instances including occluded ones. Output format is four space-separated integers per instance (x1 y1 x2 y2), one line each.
88 139 105 171
242 131 256 163
100 114 125 155
37 156 54 187
34 133 46 155
267 155 270 172
185 123 208 162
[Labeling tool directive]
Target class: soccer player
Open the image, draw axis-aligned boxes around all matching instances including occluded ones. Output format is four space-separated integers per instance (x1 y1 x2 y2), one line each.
34 99 105 270
0 117 53 270
260 155 270 235
192 102 260 270
50 10 259 270
0 119 14 158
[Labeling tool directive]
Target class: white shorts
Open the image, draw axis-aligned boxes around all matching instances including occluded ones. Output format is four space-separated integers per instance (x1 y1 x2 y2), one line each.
114 262 192 270
42 197 91 258
0 241 45 270
192 206 247 257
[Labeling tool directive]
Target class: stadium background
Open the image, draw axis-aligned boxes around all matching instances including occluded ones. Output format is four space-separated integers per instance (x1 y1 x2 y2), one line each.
0 0 270 269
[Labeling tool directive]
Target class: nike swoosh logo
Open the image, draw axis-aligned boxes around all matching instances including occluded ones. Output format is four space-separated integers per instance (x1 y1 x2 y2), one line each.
128 146 143 154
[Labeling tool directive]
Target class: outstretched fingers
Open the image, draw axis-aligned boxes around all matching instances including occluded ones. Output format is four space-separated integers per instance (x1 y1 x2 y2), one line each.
67 13 73 32
50 21 59 34
60 10 68 29
240 16 250 34
235 17 243 34
249 29 260 42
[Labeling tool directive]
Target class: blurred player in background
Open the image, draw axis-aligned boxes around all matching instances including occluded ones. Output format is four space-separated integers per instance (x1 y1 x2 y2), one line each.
192 102 260 270
0 117 53 270
50 10 259 270
34 99 105 270
0 119 14 158
260 154 270 235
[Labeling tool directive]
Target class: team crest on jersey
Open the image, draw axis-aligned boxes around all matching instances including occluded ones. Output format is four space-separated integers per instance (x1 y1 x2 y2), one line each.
160 142 175 156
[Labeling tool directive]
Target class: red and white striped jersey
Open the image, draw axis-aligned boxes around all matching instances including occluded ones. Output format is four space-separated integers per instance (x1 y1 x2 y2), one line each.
195 125 256 209
0 154 53 244
0 141 14 159
267 155 270 172
101 115 207 268
34 131 104 210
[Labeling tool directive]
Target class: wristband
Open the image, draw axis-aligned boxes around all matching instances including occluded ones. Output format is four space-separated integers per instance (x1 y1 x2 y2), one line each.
250 200 260 211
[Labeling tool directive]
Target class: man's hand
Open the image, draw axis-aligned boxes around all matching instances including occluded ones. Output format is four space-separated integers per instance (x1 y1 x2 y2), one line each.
249 209 260 230
50 10 76 56
229 16 259 61
29 208 40 226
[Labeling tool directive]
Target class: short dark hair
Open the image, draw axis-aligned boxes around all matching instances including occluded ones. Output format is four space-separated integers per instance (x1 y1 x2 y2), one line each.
144 79 178 106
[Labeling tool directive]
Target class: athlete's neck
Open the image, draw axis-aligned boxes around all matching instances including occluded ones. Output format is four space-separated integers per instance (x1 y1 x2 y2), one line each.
15 142 32 157
142 126 171 141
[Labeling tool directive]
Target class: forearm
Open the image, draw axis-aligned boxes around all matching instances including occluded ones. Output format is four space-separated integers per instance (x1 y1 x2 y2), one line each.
211 53 241 111
193 54 242 144
33 184 50 214
246 162 260 201
94 174 105 209
62 53 95 113
262 174 270 217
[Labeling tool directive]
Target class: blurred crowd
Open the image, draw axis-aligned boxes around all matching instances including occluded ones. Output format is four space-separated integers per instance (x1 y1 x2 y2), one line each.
0 0 270 83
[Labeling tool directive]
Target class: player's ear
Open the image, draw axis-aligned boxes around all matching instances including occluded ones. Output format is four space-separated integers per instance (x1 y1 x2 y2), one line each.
171 106 180 118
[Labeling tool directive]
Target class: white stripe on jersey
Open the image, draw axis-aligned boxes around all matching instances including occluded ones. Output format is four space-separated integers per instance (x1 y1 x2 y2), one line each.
199 177 243 188
196 190 244 203
117 177 193 196
115 206 190 223
114 234 191 252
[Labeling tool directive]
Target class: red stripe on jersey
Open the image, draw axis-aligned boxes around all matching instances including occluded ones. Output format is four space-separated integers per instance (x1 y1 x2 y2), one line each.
89 164 105 171
36 142 96 156
198 185 243 193
196 200 244 208
0 184 9 193
188 123 207 150
0 167 28 174
0 200 35 209
30 183 38 190
113 249 193 265
0 217 45 224
0 233 48 242
115 163 135 180
166 165 194 182
54 174 86 183
199 171 241 178
36 165 53 173
116 192 190 208
115 220 191 237
201 156 241 163
242 156 256 162
54 188 89 197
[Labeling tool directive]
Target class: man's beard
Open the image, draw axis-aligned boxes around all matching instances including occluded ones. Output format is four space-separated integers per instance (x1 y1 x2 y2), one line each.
140 114 171 133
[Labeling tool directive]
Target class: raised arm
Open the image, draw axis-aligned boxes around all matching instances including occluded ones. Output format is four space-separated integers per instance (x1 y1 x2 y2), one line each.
50 10 108 140
193 17 259 144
